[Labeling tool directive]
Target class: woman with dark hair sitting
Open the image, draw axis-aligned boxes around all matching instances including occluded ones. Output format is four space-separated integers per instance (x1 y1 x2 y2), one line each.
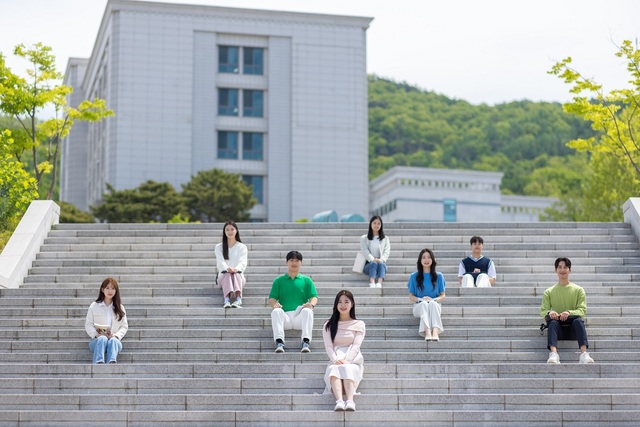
359 215 390 288
215 221 248 308
408 248 446 341
322 290 366 412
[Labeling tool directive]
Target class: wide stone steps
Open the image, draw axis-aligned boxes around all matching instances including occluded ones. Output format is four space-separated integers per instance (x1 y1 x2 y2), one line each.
2 221 639 426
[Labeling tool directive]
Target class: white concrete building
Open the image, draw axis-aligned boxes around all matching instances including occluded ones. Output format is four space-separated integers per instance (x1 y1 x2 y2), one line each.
61 0 372 221
370 166 556 222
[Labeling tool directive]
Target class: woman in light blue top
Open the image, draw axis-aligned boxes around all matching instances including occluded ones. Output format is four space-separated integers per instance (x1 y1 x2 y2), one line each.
408 248 446 341
359 215 390 288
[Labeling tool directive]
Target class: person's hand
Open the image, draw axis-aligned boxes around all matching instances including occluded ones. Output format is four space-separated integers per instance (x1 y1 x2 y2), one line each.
272 302 282 309
335 359 346 365
548 310 559 320
227 267 237 273
559 311 570 321
473 268 481 273
303 302 314 309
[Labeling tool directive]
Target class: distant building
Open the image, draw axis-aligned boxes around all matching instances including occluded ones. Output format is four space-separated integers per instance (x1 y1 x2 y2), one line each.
370 166 556 222
61 0 372 221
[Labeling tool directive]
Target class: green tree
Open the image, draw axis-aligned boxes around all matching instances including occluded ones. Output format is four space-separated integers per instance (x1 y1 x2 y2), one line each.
0 43 114 199
0 129 38 231
91 180 185 223
549 40 640 220
181 169 255 222
58 201 94 223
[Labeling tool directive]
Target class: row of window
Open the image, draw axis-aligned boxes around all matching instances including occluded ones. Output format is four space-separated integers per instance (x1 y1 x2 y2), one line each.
218 131 263 160
218 88 263 117
219 46 264 75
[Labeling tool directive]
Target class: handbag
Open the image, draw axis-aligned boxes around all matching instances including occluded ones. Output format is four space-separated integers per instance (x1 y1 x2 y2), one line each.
352 252 366 273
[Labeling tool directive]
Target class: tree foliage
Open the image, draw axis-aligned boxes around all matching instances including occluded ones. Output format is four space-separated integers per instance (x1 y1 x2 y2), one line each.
0 43 114 199
91 181 185 223
0 129 38 231
548 39 640 221
368 76 594 196
58 200 94 223
181 169 255 223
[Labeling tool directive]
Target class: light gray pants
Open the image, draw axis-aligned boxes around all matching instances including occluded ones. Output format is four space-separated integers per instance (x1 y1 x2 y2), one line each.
412 301 443 337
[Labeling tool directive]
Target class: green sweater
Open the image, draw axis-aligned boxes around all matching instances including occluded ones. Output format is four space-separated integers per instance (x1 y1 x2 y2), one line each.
540 282 587 318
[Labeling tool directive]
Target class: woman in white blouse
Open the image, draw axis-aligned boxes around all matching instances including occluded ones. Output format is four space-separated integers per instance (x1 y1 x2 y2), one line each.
84 278 128 364
214 221 248 308
323 290 366 412
359 215 391 288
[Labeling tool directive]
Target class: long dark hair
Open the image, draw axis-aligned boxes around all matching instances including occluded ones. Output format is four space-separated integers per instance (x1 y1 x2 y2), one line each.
416 248 438 292
222 221 242 260
367 215 386 240
324 290 357 342
96 277 125 321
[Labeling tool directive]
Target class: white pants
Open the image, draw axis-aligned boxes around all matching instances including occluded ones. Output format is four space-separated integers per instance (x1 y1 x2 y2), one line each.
412 301 443 337
271 307 314 343
461 273 492 288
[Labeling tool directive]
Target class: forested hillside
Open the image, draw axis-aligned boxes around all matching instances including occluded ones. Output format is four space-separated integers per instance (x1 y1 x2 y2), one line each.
368 76 594 196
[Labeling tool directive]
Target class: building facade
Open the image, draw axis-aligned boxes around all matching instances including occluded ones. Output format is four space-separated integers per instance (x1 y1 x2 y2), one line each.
61 0 372 221
370 166 556 222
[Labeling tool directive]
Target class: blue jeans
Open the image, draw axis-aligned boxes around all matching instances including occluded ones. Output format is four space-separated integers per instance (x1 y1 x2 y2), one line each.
89 336 123 364
364 261 387 280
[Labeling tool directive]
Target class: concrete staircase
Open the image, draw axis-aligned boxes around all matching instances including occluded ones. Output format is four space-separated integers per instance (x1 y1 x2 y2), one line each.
0 222 639 426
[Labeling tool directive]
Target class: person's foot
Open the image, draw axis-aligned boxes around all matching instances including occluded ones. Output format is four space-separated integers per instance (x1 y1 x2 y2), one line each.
375 282 382 288
579 352 594 364
334 400 345 411
275 343 285 353
108 360 117 364
547 351 560 364
431 328 439 341
424 329 432 341
345 400 356 411
231 300 242 308
223 300 231 309
301 342 310 353
369 282 376 288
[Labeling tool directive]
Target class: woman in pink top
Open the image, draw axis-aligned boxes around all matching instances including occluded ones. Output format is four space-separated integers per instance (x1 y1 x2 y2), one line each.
322 290 366 412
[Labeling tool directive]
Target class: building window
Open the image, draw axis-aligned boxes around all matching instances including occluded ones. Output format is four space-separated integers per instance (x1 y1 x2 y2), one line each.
217 131 238 159
242 133 263 160
443 198 457 222
218 88 239 116
243 175 264 204
219 46 239 73
243 90 264 117
243 47 264 75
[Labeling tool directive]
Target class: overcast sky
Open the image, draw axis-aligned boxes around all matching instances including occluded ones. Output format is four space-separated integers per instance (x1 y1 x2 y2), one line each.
1 0 639 110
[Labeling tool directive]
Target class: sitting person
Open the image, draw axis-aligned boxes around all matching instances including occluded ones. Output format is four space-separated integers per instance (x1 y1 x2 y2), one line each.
540 257 594 364
359 215 391 288
408 248 446 341
214 221 248 308
323 290 366 412
458 236 496 287
84 278 128 364
268 251 318 353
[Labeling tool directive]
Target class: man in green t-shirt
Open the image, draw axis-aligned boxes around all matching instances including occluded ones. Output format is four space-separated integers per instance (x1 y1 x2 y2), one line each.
268 251 318 353
540 257 594 364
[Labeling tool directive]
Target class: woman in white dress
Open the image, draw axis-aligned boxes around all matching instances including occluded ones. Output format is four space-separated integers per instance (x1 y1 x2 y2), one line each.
214 221 248 308
322 290 366 412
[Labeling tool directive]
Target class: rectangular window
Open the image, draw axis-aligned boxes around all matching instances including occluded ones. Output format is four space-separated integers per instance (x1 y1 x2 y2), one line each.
443 198 457 222
242 175 264 204
243 47 264 75
243 90 263 117
217 131 238 159
242 133 264 160
219 46 239 73
218 88 239 116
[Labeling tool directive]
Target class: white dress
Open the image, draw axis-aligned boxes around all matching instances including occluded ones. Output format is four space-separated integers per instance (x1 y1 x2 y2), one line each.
322 319 366 394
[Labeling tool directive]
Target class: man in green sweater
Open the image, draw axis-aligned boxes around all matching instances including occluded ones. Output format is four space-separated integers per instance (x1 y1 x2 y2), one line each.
540 257 594 364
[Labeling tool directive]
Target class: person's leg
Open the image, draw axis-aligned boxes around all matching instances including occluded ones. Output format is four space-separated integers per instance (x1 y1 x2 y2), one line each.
426 301 443 339
570 317 589 350
412 302 431 339
363 262 376 285
330 376 344 401
219 273 233 307
89 335 108 364
461 274 475 288
292 307 314 342
343 379 356 402
270 308 292 343
476 273 491 287
106 337 123 363
547 319 560 352
376 262 387 286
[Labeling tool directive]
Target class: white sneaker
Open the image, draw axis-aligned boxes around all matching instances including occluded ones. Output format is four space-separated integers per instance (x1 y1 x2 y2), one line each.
375 282 382 288
547 352 560 364
334 400 345 411
222 301 231 309
368 282 376 288
579 352 594 364
345 400 356 411
231 300 242 308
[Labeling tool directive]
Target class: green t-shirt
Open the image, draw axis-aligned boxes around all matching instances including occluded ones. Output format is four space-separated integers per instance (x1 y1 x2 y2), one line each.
540 282 587 318
269 273 318 312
